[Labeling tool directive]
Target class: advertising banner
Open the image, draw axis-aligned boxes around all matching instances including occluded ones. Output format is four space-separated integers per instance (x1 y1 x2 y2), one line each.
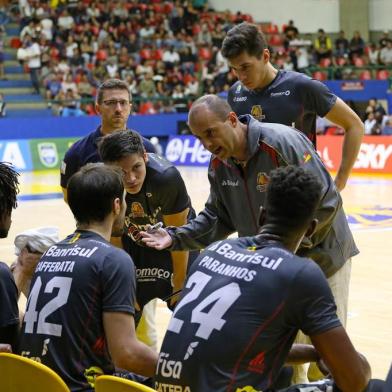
165 135 211 166
166 135 392 174
30 138 78 171
317 135 392 174
0 140 33 171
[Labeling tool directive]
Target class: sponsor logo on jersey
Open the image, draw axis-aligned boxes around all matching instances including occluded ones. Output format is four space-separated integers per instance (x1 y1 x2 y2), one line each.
256 172 269 192
303 151 312 164
136 267 172 281
251 105 265 120
233 96 248 102
222 179 239 187
248 351 265 374
38 142 58 168
157 352 183 379
270 90 291 97
131 202 145 218
155 382 191 392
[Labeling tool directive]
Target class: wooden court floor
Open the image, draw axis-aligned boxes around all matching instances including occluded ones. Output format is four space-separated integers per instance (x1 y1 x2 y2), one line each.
0 167 391 380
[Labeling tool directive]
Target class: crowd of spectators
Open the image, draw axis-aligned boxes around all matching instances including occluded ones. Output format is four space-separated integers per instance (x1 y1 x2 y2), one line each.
14 0 245 115
3 0 391 126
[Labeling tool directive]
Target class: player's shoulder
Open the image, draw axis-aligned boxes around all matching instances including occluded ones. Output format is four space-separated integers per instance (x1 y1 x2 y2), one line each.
64 129 99 159
0 261 12 279
147 154 182 179
280 69 312 84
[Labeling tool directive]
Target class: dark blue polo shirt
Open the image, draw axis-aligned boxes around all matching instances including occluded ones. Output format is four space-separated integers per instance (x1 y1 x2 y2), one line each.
60 127 156 188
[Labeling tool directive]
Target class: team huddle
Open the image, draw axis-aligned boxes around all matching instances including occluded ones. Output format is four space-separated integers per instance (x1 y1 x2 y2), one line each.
1 23 388 392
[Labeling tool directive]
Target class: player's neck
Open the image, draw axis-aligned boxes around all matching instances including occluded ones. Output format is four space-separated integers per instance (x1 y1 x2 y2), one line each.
258 225 302 253
100 125 118 136
255 63 278 90
232 123 248 161
77 222 112 242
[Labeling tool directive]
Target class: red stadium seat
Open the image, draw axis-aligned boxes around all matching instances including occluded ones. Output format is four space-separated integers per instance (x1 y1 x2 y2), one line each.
10 37 21 49
268 34 283 47
319 58 332 67
376 69 390 80
139 48 152 60
359 70 372 80
266 24 279 34
50 47 60 60
152 49 163 61
163 2 173 13
336 57 347 66
353 57 365 67
153 3 163 13
96 49 108 61
312 71 327 81
198 47 212 60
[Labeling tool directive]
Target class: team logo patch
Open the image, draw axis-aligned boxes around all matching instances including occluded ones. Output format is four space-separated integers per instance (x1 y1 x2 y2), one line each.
38 142 58 168
235 84 242 94
130 202 145 218
251 105 265 121
256 172 269 192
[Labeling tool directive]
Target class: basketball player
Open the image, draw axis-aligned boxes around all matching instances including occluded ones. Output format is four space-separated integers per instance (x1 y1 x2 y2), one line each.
19 164 157 391
98 130 198 315
222 22 364 192
155 165 383 392
0 163 19 352
60 78 157 348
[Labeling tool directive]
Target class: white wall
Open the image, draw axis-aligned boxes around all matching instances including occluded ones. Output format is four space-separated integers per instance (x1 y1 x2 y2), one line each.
369 0 392 31
209 0 340 33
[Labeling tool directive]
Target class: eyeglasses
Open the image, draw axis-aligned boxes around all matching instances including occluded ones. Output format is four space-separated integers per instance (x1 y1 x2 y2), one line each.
101 99 130 108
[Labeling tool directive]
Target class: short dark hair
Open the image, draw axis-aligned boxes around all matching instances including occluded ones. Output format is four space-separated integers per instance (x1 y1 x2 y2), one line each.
98 130 145 163
96 79 132 104
265 166 322 230
0 162 19 217
221 22 267 59
189 94 231 123
67 163 124 225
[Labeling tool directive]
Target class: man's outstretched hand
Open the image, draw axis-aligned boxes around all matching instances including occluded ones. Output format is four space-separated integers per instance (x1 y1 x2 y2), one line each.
140 227 173 250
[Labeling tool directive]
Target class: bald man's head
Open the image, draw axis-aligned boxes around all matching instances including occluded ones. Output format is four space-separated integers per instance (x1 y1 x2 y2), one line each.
188 95 232 126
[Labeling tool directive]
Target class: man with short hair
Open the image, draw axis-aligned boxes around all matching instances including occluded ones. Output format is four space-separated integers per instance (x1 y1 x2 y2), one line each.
98 130 197 316
19 164 157 391
0 163 20 353
60 78 155 202
154 165 383 392
221 22 364 191
141 95 357 384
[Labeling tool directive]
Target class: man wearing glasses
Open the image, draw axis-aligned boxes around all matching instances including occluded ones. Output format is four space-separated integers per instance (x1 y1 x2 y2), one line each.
60 78 155 202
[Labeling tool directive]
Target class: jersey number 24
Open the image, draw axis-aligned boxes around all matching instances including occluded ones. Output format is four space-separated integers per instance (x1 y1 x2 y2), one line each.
168 270 241 340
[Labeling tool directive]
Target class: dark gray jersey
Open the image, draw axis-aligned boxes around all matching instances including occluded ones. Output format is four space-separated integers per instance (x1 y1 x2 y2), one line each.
227 70 337 146
18 231 136 392
155 236 341 392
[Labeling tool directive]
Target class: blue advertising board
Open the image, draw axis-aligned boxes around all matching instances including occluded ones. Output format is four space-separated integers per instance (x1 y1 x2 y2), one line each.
165 135 211 166
0 139 33 171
